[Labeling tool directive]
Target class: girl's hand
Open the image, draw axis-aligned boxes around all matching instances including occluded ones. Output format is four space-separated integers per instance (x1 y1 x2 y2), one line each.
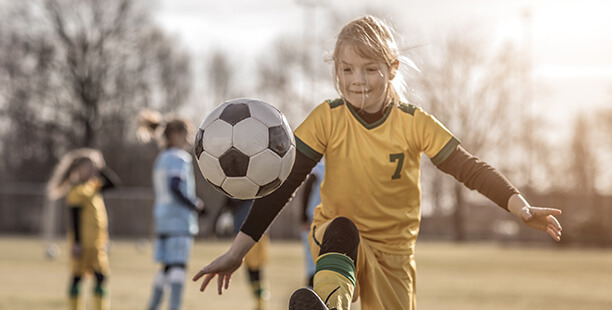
192 232 256 294
192 251 243 294
508 194 562 241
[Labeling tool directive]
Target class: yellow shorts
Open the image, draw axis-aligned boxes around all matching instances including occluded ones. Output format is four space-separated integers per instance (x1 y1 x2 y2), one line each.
244 234 270 270
308 219 416 310
71 244 109 276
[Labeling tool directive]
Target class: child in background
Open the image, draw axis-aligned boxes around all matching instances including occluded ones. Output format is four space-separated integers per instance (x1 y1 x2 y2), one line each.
193 15 562 310
47 148 120 310
138 110 206 310
300 161 324 288
227 197 271 310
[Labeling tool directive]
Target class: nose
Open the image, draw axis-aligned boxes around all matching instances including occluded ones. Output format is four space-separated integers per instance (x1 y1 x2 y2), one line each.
352 69 366 85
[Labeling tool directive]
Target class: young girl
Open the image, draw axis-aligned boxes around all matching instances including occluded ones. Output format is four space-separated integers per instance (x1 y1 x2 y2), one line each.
192 15 562 310
47 148 120 310
138 109 205 310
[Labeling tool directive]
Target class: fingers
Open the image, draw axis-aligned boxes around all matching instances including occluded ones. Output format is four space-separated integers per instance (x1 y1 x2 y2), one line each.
224 274 231 290
530 207 562 217
192 268 207 281
199 274 215 292
546 226 561 242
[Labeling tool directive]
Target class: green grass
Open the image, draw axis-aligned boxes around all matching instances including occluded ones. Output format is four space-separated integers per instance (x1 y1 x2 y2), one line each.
1 236 611 309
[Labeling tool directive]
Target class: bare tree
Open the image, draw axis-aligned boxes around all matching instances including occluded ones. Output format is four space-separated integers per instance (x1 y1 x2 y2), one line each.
206 50 236 105
0 0 192 183
418 31 523 241
569 113 597 194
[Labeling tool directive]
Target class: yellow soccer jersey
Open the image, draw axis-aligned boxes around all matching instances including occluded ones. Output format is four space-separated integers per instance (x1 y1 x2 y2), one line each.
66 179 109 249
295 99 460 254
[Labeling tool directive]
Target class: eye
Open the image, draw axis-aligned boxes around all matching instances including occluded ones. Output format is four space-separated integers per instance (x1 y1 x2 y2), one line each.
342 67 352 73
366 67 379 73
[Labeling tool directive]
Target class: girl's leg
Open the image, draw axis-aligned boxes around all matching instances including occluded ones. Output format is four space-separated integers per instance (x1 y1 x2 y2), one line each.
291 216 360 310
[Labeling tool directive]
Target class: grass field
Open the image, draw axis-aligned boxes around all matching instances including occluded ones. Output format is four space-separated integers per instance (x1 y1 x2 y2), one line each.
1 236 611 310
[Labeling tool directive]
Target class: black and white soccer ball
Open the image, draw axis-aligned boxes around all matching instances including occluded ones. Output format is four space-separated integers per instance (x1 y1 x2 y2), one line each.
194 98 296 199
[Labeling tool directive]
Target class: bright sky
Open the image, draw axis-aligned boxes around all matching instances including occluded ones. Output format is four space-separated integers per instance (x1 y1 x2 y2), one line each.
154 0 612 142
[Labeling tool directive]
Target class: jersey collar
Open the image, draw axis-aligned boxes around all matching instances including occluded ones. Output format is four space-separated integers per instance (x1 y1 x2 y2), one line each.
345 99 393 129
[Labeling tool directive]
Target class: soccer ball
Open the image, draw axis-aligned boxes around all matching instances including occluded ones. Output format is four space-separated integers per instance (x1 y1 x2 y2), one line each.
194 98 296 199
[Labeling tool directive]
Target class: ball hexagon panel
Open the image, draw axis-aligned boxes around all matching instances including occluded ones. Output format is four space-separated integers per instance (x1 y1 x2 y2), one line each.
233 118 269 156
222 177 260 199
196 150 226 187
248 100 282 127
201 120 233 158
247 149 282 185
219 103 250 125
279 145 296 181
218 147 250 177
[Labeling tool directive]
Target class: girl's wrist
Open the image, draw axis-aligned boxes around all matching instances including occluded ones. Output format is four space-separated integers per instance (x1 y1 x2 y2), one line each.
508 193 529 217
227 231 256 260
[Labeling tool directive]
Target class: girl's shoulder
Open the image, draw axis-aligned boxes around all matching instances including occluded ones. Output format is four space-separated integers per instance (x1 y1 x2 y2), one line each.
396 102 419 116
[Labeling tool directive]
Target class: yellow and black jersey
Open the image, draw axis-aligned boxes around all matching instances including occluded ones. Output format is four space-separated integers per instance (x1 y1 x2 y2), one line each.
66 179 109 249
294 99 460 254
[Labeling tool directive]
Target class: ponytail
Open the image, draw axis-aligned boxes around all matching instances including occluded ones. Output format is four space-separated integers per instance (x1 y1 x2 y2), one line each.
136 109 191 149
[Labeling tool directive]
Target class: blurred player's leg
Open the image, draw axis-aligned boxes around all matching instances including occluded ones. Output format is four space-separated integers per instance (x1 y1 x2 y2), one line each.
244 234 270 310
168 265 186 310
93 271 108 310
148 268 167 310
68 275 81 310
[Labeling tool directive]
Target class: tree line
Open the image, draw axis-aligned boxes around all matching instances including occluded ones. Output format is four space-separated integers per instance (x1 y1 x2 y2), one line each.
0 0 610 243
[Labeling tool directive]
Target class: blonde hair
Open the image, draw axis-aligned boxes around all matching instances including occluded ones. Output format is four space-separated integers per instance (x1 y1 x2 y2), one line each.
137 109 191 149
47 148 105 201
332 15 408 106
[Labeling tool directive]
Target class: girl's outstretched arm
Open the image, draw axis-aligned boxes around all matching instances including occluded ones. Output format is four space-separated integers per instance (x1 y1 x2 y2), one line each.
192 232 256 295
507 193 562 241
436 145 562 241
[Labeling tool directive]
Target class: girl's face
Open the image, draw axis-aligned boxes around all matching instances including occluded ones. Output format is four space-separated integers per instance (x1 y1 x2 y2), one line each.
169 130 188 148
77 160 95 182
337 45 393 113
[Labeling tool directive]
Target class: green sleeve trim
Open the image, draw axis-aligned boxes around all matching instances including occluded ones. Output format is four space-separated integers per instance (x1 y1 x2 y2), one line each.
431 137 461 166
315 253 356 285
295 136 323 162
398 102 417 115
326 98 344 109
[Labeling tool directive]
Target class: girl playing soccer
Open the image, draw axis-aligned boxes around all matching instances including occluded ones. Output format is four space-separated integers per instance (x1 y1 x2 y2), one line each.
47 148 120 310
193 15 562 310
138 110 206 310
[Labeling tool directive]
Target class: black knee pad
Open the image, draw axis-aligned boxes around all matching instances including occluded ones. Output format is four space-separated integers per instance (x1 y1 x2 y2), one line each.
163 263 186 273
319 217 359 262
93 272 106 285
247 268 261 282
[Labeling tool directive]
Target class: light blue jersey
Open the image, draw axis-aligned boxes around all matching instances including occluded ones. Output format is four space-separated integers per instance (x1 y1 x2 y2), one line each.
152 148 198 236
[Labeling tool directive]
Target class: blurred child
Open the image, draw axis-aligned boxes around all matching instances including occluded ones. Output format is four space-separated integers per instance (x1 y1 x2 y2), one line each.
300 161 324 288
47 148 120 310
193 15 562 310
138 109 205 310
226 197 270 310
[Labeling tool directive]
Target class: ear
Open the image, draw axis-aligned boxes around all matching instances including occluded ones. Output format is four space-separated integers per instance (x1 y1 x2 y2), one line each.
389 59 399 80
